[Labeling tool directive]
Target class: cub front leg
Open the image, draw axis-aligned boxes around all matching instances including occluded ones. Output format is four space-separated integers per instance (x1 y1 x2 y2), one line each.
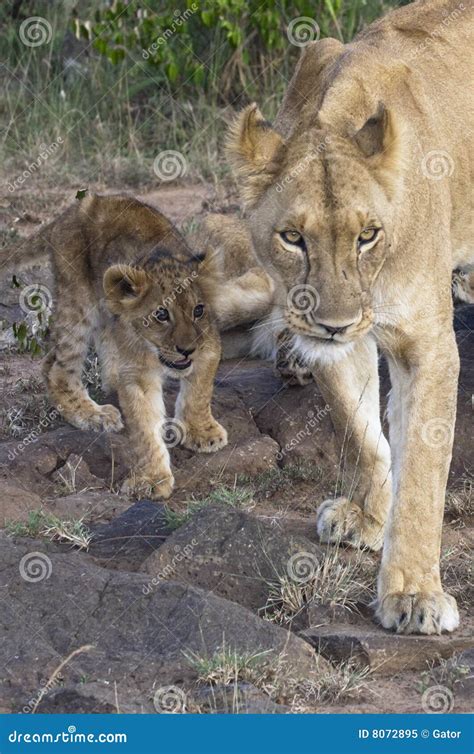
376 330 460 634
175 329 227 453
118 375 174 499
313 336 392 551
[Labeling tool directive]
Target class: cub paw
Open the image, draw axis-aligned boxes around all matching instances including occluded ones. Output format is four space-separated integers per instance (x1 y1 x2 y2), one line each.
121 470 175 500
182 420 228 454
376 592 459 635
316 496 384 551
70 404 123 433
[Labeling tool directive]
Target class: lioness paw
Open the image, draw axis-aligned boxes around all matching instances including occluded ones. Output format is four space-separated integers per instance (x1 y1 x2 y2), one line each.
316 496 384 551
376 592 459 635
121 470 175 500
182 420 228 453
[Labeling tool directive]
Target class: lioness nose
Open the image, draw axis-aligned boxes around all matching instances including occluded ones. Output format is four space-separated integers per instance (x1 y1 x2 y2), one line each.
316 320 356 335
176 345 195 357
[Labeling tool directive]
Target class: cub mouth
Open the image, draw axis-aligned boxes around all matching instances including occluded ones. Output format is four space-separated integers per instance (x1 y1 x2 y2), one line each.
158 354 192 371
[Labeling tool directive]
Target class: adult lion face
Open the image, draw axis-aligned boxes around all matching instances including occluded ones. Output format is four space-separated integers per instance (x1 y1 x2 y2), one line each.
227 102 404 363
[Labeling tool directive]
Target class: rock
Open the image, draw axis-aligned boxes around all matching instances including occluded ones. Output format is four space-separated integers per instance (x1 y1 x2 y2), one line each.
300 623 474 674
1 534 326 713
88 500 173 571
46 490 132 524
190 682 288 714
0 481 43 527
142 505 324 612
51 453 105 493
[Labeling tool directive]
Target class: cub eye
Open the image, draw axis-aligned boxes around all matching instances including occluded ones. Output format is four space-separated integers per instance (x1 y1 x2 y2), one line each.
358 227 379 247
193 304 205 319
280 230 305 248
153 307 169 322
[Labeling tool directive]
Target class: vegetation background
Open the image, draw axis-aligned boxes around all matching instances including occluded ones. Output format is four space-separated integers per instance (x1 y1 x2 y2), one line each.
1 0 403 190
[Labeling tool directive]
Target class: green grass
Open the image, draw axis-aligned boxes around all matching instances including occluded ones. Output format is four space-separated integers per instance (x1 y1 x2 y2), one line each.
0 0 400 190
165 482 255 529
7 509 91 549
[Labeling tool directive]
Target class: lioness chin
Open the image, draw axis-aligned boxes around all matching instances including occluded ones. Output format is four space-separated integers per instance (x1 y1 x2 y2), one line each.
228 0 473 634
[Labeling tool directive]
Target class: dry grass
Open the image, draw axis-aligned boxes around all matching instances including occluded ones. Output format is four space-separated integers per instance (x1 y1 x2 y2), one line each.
186 643 372 713
420 653 471 694
264 546 375 625
445 479 473 518
7 509 91 550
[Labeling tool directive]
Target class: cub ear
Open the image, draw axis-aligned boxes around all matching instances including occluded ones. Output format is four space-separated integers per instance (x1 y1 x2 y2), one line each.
226 103 286 207
353 103 404 198
103 264 150 313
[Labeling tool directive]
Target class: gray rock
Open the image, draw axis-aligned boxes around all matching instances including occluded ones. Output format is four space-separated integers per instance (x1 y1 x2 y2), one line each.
142 505 324 612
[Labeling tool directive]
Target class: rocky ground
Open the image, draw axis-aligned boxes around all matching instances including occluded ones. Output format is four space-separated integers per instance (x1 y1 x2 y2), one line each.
0 185 472 714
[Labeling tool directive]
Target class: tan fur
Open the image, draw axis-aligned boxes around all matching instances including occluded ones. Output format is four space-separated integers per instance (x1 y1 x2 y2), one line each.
7 194 228 499
227 0 473 634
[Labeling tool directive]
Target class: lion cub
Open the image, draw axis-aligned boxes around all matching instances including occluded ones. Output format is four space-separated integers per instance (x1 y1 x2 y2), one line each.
11 193 228 498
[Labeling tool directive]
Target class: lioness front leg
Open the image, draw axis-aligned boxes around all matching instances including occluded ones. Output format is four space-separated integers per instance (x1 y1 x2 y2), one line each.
175 330 228 453
118 376 174 499
376 329 460 634
314 337 392 551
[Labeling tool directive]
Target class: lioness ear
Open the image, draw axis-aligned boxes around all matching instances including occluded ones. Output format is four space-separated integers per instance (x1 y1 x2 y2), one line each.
226 103 286 206
353 103 403 198
103 264 150 313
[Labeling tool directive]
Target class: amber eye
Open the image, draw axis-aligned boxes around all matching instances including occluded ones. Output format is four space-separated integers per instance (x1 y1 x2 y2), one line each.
193 304 205 319
153 307 169 322
280 230 305 248
358 227 379 246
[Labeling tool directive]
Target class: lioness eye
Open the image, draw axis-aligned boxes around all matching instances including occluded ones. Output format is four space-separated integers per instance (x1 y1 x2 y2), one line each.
193 304 205 319
280 230 304 248
358 227 379 246
153 307 169 322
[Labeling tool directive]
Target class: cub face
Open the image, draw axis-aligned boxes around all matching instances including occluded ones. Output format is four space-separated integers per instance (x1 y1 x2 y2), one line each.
103 257 210 376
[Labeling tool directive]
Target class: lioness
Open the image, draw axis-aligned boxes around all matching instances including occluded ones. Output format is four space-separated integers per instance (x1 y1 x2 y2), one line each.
228 0 473 633
4 193 233 499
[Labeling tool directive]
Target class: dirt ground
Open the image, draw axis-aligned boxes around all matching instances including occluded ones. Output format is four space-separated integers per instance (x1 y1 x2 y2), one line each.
0 182 472 715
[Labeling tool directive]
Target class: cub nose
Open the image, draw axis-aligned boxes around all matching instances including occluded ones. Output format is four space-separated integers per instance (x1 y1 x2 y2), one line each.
176 345 195 358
